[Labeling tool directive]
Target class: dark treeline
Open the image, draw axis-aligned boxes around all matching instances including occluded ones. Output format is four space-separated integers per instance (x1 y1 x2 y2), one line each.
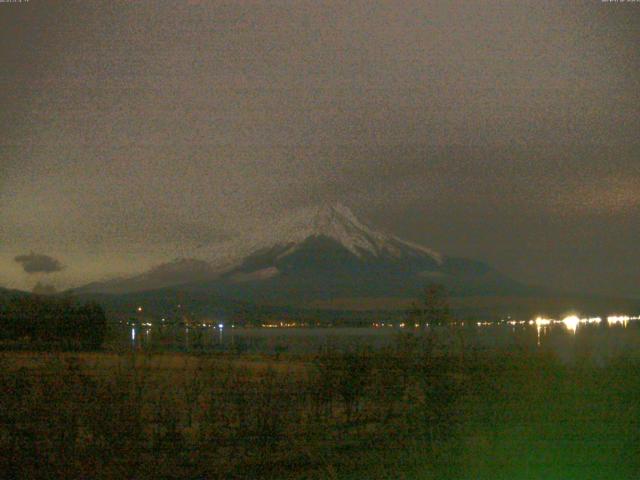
0 294 107 349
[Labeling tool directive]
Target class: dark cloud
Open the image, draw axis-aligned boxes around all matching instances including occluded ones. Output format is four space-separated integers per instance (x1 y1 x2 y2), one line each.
14 253 64 274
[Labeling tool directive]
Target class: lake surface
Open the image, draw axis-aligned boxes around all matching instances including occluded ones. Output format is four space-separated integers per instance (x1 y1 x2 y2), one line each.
116 317 640 364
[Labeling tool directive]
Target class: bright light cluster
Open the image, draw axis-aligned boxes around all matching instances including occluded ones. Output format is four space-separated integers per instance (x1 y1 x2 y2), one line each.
608 315 630 326
535 317 553 327
562 315 580 333
584 317 602 324
518 314 638 334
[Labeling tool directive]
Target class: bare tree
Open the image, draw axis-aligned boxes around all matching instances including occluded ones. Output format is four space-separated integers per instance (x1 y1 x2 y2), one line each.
408 284 452 327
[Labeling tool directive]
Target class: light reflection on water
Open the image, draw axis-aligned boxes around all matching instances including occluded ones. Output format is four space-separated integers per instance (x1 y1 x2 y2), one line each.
608 315 631 327
122 317 640 363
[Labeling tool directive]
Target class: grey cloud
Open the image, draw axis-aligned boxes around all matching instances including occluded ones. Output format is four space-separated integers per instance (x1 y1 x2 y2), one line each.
14 253 64 274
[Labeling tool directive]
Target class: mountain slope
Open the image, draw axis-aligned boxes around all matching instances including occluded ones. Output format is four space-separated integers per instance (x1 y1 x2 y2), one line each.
74 203 526 304
262 202 442 262
183 203 526 303
75 258 220 294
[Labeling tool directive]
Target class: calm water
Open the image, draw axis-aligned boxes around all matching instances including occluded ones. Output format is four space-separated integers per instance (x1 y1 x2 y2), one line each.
116 319 640 363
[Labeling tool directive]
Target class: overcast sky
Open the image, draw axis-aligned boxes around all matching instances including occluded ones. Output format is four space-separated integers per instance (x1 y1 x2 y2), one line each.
1 1 639 297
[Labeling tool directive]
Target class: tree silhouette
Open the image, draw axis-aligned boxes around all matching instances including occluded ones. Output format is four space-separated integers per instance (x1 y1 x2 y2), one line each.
0 295 107 349
408 284 452 327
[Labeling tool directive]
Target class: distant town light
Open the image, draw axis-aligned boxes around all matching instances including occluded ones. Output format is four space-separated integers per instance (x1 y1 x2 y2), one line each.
137 306 143 312
608 315 630 326
562 315 580 333
218 323 224 329
534 317 552 327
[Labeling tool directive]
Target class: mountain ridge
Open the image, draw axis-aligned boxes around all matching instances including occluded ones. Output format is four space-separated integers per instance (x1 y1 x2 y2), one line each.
73 203 524 303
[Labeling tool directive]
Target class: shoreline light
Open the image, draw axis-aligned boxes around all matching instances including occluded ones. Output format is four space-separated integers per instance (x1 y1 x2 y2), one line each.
535 317 552 327
562 315 580 333
608 315 630 326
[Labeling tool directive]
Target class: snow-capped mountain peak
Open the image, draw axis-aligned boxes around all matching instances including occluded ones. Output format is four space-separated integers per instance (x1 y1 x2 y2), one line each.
271 202 443 263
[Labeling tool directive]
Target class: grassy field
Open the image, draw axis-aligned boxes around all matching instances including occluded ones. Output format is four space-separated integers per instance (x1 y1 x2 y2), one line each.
1 337 638 479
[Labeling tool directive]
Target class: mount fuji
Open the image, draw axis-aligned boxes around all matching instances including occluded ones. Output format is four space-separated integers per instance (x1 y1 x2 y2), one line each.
75 203 525 306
